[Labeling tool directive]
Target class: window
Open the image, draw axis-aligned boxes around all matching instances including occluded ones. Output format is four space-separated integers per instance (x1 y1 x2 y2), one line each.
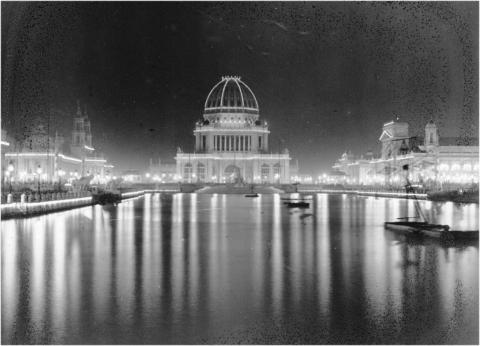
261 164 270 182
184 163 193 181
259 136 262 149
202 136 206 150
273 163 281 182
197 163 206 182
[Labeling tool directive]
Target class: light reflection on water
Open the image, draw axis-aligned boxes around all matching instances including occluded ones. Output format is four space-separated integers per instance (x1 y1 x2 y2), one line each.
1 193 478 344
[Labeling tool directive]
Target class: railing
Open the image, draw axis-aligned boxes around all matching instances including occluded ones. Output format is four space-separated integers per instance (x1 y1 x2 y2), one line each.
1 191 91 204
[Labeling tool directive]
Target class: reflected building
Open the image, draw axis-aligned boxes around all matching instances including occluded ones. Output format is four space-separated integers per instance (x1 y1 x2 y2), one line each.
175 76 291 184
333 118 479 187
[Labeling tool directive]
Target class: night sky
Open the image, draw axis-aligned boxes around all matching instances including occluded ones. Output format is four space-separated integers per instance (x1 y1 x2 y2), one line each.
2 1 478 173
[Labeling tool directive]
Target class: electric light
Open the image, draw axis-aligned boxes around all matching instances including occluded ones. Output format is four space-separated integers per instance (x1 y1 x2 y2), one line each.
145 173 151 178
36 167 43 175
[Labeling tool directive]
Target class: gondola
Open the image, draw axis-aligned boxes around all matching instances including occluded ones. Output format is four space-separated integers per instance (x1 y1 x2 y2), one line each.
245 193 259 198
284 201 310 208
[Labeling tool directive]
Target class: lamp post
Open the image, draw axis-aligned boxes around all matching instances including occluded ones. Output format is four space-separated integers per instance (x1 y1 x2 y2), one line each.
36 166 43 194
7 162 14 194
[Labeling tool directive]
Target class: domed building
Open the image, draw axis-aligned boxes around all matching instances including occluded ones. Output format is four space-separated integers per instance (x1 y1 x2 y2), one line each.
175 76 291 184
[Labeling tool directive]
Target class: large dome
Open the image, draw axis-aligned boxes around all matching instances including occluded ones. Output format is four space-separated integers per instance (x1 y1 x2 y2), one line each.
204 76 259 115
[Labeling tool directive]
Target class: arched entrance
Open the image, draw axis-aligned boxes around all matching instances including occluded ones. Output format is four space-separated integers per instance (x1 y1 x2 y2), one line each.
224 165 242 184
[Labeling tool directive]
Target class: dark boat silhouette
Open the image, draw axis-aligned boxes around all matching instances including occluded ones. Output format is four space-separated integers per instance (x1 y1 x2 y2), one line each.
284 201 309 208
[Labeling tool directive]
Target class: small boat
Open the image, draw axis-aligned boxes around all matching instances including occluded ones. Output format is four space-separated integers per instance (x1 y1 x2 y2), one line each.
384 221 453 240
285 201 310 208
245 193 259 198
384 164 454 241
93 191 122 206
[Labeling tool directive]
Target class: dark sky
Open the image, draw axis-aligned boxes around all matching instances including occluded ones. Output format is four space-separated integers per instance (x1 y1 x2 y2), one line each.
2 1 478 173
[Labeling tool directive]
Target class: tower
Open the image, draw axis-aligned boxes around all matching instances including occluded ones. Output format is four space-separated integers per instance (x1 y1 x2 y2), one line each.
424 119 439 152
70 100 93 158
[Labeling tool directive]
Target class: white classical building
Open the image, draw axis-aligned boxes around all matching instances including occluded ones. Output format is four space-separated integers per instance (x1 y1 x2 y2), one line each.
175 76 291 184
332 118 479 188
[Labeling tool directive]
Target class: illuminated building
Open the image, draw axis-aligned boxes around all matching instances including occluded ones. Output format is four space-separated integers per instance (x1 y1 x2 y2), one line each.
3 102 113 185
147 158 177 183
121 170 143 183
175 76 291 184
333 119 479 187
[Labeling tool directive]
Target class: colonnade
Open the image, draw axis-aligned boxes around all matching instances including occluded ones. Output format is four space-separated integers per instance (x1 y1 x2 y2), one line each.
213 135 252 152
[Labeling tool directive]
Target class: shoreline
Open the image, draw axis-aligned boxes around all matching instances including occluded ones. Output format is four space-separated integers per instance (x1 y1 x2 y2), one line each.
1 188 477 220
0 189 174 220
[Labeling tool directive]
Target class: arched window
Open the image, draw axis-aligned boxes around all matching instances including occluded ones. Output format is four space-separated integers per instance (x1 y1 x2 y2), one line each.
261 164 270 183
184 163 193 182
273 163 281 182
197 163 206 182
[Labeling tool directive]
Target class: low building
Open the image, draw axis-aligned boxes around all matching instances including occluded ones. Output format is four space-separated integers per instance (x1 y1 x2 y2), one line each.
147 158 177 182
332 119 479 189
121 170 143 183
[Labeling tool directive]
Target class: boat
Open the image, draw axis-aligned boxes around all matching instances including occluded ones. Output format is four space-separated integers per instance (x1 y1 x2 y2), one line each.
384 164 455 240
284 201 310 208
93 191 122 206
91 185 122 206
384 221 452 239
245 193 259 198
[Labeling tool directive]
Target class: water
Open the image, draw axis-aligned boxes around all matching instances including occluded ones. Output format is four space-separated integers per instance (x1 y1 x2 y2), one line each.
1 193 478 344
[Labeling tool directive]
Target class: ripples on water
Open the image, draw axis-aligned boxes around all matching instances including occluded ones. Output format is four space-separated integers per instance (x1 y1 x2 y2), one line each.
1 193 478 344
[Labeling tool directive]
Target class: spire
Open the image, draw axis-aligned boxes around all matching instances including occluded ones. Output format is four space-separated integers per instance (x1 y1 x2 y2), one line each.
76 99 81 116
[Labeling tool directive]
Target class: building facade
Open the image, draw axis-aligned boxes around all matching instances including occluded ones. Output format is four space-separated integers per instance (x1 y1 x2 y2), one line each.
176 76 290 184
147 158 177 183
3 102 113 186
332 119 479 188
